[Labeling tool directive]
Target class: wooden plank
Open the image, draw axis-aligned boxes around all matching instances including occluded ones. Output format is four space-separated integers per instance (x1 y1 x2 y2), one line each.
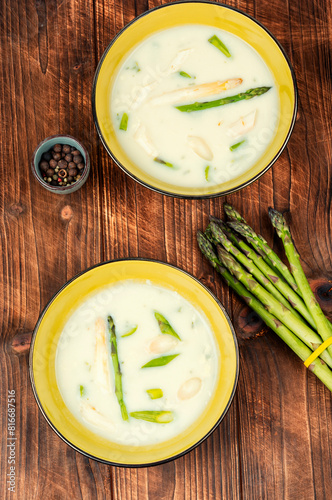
1 0 332 498
0 0 112 498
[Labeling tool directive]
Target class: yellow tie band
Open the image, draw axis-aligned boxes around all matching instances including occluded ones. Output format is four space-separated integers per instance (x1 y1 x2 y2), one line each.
304 337 332 368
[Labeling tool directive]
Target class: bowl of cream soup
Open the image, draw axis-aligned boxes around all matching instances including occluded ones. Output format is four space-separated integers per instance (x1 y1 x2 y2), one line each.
29 259 238 466
92 1 297 198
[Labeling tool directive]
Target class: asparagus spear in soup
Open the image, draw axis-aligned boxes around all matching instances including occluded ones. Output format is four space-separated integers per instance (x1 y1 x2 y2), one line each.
108 316 129 421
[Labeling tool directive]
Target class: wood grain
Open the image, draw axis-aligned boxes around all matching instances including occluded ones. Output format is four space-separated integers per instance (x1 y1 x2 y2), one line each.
1 0 332 498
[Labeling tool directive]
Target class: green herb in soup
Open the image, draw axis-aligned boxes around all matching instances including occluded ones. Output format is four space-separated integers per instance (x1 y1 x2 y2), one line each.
205 165 210 181
79 385 85 397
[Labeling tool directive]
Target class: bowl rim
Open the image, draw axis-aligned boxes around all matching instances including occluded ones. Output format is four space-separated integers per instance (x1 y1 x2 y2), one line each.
29 257 239 467
92 0 298 199
31 134 91 193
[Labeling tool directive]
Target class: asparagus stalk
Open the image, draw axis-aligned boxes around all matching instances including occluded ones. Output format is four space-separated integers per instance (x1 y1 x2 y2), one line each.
197 232 332 391
108 316 129 421
210 222 306 320
130 411 174 423
268 208 332 358
228 220 301 296
223 204 287 280
216 247 332 368
175 87 271 113
209 221 305 322
209 219 317 329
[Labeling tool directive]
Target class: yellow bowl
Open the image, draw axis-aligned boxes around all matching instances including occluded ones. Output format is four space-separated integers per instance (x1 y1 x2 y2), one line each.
29 259 238 466
92 1 297 198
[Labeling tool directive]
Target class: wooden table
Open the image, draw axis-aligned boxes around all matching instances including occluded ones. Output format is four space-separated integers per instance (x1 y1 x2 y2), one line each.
1 0 331 498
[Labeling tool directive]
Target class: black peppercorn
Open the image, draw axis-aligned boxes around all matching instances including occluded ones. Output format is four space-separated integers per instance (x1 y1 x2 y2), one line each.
62 144 71 154
49 159 57 168
53 144 62 153
40 160 49 172
77 162 85 170
52 152 61 161
68 168 78 177
42 151 52 162
65 154 73 163
72 149 81 156
68 161 75 169
73 155 83 164
58 159 68 169
46 168 55 177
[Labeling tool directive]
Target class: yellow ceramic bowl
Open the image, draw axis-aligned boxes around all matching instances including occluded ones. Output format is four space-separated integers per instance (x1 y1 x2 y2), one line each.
92 1 297 198
29 259 238 466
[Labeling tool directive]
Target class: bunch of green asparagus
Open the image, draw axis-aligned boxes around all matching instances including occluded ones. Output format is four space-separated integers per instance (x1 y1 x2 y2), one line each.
197 204 332 392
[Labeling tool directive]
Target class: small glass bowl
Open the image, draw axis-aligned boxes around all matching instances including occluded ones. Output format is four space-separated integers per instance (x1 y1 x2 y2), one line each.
31 135 90 194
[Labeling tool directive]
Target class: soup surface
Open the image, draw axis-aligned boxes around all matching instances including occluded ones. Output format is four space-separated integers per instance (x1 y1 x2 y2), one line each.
111 25 279 188
56 280 219 446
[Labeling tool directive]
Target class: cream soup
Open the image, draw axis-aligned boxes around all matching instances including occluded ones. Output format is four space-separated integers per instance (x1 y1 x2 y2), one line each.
111 25 279 188
55 280 219 446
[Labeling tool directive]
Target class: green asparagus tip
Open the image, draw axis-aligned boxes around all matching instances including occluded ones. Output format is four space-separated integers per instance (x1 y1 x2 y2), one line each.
223 204 246 223
268 207 288 237
209 215 230 233
210 221 228 244
204 225 215 244
154 312 181 340
197 231 219 267
208 34 231 58
228 220 254 239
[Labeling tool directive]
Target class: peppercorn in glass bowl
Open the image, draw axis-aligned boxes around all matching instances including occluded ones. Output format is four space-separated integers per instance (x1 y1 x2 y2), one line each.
31 135 90 194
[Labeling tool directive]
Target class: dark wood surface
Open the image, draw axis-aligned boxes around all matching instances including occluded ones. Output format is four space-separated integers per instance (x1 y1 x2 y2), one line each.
1 0 331 498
